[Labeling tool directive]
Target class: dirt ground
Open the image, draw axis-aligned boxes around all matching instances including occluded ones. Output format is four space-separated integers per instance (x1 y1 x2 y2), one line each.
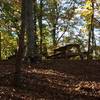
0 59 100 100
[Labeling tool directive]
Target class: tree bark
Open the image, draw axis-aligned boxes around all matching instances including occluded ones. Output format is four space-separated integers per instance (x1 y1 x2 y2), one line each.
0 31 1 61
39 0 43 58
87 1 95 59
14 0 25 87
51 1 58 48
52 24 57 47
25 0 38 59
0 2 2 60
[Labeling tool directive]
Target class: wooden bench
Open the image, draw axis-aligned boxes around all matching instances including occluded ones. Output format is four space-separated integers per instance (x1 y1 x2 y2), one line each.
47 44 83 60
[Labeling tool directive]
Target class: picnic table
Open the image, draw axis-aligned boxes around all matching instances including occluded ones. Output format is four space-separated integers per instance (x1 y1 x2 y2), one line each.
47 44 83 60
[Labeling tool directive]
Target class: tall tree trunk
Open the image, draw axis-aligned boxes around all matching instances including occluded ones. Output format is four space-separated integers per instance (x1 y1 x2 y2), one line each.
33 0 38 55
52 24 57 47
91 1 96 57
0 31 1 61
87 29 91 59
39 0 43 58
87 1 95 59
14 0 25 87
0 2 2 60
51 1 58 48
26 0 38 59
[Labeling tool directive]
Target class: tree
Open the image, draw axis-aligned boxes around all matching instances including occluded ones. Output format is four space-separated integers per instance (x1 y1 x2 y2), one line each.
46 0 59 47
25 0 39 61
81 0 96 59
14 0 25 87
0 0 20 59
38 0 43 58
0 2 2 60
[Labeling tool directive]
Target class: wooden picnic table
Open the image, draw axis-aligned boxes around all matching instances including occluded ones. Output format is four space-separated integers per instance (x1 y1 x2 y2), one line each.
47 44 83 59
54 44 81 55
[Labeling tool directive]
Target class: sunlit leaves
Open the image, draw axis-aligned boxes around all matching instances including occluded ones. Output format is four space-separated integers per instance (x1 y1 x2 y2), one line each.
81 0 94 31
81 0 100 30
0 31 17 59
0 0 19 59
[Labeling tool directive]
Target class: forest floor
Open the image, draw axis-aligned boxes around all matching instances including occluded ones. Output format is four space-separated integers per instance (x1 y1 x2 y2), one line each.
0 59 100 100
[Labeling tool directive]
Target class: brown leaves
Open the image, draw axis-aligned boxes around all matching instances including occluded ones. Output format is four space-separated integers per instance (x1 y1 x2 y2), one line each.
0 60 100 99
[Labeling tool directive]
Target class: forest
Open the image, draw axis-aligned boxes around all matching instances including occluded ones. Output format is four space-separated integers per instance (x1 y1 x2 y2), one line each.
0 0 100 99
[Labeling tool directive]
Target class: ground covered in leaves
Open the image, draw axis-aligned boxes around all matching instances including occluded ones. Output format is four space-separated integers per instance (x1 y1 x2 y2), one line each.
0 59 100 100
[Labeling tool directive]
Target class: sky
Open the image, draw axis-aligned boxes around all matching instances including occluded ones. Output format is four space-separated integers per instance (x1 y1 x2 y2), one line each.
57 0 100 46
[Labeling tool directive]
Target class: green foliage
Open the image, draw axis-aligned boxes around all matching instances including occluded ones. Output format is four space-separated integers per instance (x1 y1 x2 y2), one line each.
0 30 17 59
0 0 20 59
81 0 93 28
0 0 100 59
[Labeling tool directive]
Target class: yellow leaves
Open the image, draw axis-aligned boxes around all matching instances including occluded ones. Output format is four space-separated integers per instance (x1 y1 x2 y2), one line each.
85 0 92 8
81 9 93 17
81 0 94 26
81 0 93 17
86 0 96 3
81 8 93 25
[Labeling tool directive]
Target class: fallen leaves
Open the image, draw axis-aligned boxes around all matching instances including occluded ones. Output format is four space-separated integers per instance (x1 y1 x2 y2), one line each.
0 60 100 99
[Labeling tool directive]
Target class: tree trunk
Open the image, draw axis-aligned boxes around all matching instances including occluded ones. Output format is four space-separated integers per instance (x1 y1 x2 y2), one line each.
51 1 58 48
0 2 2 60
87 29 91 59
91 2 96 57
14 0 25 87
25 0 37 58
52 24 57 47
0 31 1 61
38 0 43 59
87 1 95 59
